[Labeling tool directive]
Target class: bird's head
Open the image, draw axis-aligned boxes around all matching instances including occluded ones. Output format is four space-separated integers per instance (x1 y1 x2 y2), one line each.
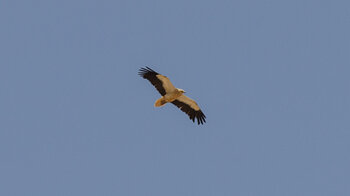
177 88 186 93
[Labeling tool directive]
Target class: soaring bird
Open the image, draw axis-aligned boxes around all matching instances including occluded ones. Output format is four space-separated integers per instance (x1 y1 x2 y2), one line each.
139 67 206 125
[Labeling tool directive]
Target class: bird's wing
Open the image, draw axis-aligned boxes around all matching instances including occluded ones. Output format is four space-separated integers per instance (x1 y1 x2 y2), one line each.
138 67 177 96
172 95 206 125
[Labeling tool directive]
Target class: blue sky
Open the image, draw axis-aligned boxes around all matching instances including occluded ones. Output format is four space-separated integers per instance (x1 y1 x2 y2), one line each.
1 0 349 195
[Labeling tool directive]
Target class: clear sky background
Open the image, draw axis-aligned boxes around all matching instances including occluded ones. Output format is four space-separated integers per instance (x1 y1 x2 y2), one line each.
1 0 349 195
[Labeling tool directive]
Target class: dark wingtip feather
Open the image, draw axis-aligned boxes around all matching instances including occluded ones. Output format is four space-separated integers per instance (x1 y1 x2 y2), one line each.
196 110 206 125
138 66 159 78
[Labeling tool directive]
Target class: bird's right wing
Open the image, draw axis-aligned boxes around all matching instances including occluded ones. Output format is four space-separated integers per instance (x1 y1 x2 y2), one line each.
139 67 176 96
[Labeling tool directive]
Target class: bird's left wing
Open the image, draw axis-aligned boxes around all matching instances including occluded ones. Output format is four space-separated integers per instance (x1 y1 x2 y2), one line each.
172 95 206 125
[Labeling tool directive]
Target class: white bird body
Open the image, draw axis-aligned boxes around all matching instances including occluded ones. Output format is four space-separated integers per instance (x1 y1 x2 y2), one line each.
155 88 183 107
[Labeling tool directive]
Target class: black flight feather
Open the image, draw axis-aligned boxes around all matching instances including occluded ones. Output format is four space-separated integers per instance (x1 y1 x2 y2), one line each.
172 100 206 125
138 67 166 96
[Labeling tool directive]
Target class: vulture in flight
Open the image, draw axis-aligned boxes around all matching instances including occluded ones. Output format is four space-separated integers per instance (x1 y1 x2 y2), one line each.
139 67 206 125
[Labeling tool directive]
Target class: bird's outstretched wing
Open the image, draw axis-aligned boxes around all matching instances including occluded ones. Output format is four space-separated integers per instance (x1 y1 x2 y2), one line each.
138 67 176 96
172 95 206 125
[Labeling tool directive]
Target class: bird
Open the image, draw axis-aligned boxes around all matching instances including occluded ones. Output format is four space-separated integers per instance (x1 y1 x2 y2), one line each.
138 66 206 125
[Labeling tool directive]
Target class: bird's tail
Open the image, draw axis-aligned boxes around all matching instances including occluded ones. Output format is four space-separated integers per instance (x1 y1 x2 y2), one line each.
154 97 167 107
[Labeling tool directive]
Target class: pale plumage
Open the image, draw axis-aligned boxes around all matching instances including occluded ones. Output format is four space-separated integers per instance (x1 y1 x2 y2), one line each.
139 67 206 125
